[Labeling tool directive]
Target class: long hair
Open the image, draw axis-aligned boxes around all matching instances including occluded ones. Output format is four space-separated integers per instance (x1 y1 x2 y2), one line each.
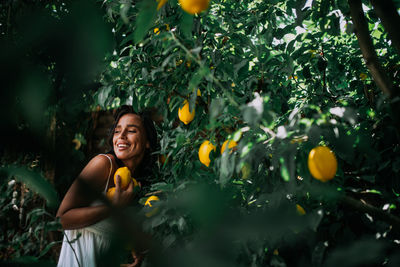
107 105 159 182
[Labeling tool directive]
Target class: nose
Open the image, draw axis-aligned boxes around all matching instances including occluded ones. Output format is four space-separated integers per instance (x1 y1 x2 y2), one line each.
117 128 128 139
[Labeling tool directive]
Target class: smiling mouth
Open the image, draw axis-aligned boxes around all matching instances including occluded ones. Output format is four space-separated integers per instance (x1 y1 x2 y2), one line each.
116 143 130 149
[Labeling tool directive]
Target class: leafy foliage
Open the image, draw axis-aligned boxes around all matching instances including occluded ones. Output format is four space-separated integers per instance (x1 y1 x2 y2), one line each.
1 0 400 266
96 0 400 265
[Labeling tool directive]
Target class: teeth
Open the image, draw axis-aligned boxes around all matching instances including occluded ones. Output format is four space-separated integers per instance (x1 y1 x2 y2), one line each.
118 144 129 148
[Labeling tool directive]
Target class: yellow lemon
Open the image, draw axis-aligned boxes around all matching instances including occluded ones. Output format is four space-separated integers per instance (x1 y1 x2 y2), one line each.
178 100 195 125
176 59 183 66
114 167 131 189
197 89 201 96
154 27 160 35
296 204 306 215
221 140 238 154
145 195 160 207
106 187 116 201
156 0 167 10
72 138 81 150
144 195 160 217
179 0 210 15
359 73 367 80
308 146 337 182
198 140 216 167
114 167 139 190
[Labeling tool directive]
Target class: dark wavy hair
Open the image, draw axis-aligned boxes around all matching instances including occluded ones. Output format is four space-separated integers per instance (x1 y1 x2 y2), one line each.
107 105 159 182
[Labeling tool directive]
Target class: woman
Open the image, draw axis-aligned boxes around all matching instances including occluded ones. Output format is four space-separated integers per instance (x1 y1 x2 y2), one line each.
57 105 158 267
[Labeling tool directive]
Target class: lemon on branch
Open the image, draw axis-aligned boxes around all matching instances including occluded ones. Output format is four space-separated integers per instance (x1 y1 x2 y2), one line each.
178 0 210 15
198 140 216 167
156 0 167 10
144 195 160 217
178 100 195 125
308 146 337 182
221 139 237 154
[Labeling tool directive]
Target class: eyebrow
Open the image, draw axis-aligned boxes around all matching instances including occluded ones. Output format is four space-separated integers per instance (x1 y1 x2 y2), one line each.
115 124 140 128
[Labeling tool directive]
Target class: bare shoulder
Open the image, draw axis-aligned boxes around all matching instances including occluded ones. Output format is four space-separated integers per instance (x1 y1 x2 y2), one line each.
78 154 114 190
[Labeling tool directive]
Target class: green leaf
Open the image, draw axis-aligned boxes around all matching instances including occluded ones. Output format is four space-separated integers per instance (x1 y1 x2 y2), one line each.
134 0 158 43
97 86 112 109
38 241 62 258
3 166 59 209
180 11 193 38
219 153 235 186
189 67 209 91
150 182 174 192
279 157 290 182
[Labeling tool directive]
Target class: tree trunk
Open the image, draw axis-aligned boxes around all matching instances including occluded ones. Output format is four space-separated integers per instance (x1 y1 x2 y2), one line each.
348 0 395 98
348 0 400 133
370 0 400 55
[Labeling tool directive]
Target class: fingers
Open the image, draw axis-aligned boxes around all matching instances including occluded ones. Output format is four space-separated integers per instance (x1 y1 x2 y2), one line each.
127 179 134 193
115 175 121 191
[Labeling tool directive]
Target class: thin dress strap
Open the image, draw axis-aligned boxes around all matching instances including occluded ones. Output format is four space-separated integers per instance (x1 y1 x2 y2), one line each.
99 154 113 193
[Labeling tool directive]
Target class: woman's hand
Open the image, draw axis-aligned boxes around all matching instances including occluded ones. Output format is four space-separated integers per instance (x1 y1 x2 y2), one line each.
112 175 135 207
120 250 144 267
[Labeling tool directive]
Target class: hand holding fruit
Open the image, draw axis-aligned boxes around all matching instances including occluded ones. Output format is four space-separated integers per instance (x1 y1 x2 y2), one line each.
106 167 139 207
109 175 135 207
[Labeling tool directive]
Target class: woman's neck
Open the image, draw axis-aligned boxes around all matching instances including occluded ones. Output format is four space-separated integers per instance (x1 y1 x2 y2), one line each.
121 153 144 174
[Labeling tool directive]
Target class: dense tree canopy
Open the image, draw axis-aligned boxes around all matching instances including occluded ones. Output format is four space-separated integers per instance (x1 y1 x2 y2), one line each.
1 0 400 266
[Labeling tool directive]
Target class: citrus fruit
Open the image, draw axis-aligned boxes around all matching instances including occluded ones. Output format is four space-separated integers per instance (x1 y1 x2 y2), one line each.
145 195 160 207
114 167 139 190
144 195 160 217
296 204 306 215
197 89 201 96
106 187 116 201
221 139 238 154
308 146 337 182
114 167 131 189
178 0 210 15
72 138 81 150
198 140 216 167
178 100 195 125
156 0 167 10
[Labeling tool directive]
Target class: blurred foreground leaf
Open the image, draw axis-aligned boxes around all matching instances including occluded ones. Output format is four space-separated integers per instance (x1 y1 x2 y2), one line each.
3 165 59 209
134 0 158 43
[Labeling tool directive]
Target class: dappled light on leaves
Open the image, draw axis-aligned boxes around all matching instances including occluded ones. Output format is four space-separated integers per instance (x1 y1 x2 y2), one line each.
2 0 400 265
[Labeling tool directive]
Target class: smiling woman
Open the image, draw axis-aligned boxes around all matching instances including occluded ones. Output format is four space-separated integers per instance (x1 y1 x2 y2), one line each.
56 105 158 267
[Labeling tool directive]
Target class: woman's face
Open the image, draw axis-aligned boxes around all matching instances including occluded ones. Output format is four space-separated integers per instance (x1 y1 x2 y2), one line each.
112 113 150 163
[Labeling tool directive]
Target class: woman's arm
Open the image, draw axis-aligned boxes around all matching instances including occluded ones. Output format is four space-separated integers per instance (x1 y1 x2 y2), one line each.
56 155 114 230
57 155 136 230
58 204 111 230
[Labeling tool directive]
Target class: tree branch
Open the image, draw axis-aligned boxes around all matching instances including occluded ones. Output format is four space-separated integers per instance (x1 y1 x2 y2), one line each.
370 0 400 55
340 195 400 234
347 0 396 98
